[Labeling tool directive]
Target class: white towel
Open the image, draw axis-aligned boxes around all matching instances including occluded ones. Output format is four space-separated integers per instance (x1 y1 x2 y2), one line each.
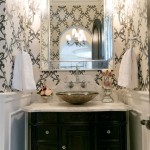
118 48 138 89
12 51 36 92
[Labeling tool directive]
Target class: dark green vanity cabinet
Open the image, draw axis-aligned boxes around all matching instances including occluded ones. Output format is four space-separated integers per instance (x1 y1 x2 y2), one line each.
28 112 127 150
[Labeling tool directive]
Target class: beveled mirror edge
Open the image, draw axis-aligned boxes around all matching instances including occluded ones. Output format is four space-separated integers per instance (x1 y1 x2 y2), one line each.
40 0 50 71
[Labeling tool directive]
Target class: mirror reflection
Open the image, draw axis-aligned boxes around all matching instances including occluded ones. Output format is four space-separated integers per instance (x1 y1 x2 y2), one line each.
59 26 92 69
40 0 113 70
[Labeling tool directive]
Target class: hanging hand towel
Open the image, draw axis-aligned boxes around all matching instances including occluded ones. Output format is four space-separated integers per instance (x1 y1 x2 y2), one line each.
12 51 23 91
12 51 36 92
118 48 138 89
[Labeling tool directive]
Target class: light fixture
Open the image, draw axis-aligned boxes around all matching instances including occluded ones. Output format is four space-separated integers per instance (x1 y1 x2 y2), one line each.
66 28 86 46
18 0 44 27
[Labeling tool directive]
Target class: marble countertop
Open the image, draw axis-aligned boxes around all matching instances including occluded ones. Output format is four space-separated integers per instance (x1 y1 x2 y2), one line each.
22 101 131 112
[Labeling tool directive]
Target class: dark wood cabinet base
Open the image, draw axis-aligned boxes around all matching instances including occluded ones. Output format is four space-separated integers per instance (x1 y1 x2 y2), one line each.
28 112 127 150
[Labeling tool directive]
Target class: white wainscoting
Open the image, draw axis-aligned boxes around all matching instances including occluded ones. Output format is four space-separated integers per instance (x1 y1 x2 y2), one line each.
0 92 31 150
118 90 150 150
9 109 25 150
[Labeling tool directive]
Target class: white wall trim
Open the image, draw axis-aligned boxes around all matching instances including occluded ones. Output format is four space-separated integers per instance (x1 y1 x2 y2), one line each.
9 109 23 150
0 92 31 150
118 89 149 117
120 90 150 150
0 92 32 103
122 90 149 103
118 90 149 114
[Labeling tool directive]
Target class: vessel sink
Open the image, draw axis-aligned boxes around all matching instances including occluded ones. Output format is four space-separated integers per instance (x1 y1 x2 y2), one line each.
56 91 99 105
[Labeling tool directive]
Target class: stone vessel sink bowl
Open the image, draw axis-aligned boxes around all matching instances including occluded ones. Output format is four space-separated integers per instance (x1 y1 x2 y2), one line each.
56 91 99 105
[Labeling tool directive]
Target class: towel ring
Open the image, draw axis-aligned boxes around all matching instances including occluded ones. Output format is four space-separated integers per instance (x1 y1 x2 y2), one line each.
126 37 137 49
16 39 27 53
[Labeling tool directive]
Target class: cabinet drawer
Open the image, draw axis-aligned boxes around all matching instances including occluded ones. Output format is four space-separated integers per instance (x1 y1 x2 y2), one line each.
96 112 126 123
60 112 95 123
32 125 58 142
97 126 120 140
31 112 58 124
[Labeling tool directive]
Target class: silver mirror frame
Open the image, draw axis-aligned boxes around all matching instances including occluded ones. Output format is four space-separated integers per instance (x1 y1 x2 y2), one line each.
40 0 50 71
40 0 114 71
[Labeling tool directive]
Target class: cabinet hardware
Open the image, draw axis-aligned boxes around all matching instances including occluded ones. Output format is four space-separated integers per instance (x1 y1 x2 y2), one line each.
68 81 74 88
62 145 66 149
45 130 50 134
107 130 111 134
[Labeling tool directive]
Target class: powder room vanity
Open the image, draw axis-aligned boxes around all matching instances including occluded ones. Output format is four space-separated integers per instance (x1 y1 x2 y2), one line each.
24 102 130 150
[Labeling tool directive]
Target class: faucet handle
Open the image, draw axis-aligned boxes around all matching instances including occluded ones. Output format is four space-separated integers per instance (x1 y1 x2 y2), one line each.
81 81 86 88
68 81 74 88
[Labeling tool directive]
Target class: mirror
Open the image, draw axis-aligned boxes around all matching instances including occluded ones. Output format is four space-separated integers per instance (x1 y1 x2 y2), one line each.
40 0 113 70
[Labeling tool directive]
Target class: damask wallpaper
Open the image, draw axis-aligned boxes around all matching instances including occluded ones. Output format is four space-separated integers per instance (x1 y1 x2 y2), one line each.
0 0 148 93
0 0 7 92
113 0 148 90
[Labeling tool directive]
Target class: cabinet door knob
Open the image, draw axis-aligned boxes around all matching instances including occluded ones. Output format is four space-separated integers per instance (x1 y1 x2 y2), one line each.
107 130 111 134
45 130 50 134
62 145 66 149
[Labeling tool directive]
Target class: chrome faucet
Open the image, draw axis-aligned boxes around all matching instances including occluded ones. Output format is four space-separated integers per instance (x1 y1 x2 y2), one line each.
75 66 80 82
66 66 87 88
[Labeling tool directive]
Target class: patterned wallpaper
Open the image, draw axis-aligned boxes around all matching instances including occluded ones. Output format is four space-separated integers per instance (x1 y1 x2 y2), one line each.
0 0 6 92
0 0 148 93
113 0 149 90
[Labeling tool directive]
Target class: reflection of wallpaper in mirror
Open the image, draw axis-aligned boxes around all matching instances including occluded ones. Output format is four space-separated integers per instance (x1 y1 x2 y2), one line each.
50 4 104 61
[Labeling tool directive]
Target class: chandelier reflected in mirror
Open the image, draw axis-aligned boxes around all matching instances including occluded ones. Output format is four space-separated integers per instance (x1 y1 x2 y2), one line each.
66 28 87 46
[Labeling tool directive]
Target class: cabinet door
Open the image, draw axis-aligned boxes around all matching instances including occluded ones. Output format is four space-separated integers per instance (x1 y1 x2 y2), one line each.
96 124 126 150
31 125 58 143
61 125 95 150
